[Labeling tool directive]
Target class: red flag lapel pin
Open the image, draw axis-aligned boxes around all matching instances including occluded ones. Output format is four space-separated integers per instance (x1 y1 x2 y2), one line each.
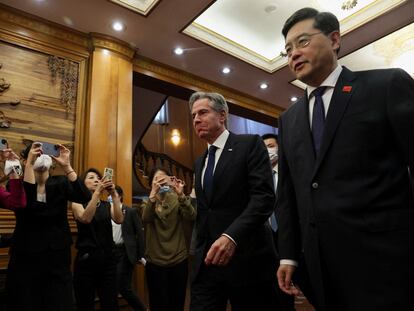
342 85 352 93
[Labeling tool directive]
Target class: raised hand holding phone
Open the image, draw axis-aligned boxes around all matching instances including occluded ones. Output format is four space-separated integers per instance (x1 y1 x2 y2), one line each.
39 141 60 157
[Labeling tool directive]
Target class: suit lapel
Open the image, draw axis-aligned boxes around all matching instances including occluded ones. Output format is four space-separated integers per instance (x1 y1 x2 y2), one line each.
212 133 236 192
312 67 356 178
296 95 316 166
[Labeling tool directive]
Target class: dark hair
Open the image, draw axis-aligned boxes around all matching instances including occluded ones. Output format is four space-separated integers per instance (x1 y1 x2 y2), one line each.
21 143 32 160
79 168 102 183
282 8 340 54
148 166 172 185
115 185 124 203
261 133 278 143
282 8 339 37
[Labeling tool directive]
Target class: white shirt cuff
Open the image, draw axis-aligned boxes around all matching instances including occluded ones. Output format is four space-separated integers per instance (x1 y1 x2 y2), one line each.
280 259 298 267
221 233 237 246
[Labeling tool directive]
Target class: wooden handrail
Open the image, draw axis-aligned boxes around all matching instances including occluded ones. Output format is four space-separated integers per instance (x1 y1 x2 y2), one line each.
134 142 193 195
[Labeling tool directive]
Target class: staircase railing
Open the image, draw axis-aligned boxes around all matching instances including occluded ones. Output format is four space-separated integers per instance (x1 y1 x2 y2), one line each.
134 142 193 195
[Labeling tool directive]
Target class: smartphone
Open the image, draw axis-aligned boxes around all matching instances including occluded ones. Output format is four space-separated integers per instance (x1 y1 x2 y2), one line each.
0 138 8 150
103 167 113 181
39 141 60 157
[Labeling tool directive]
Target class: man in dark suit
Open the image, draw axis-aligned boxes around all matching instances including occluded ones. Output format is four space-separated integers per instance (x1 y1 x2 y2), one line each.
112 185 146 311
262 133 296 311
276 7 414 311
189 92 278 311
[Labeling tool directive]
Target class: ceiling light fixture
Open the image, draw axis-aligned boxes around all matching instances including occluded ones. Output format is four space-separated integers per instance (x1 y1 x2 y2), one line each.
290 96 298 102
264 3 277 14
174 47 184 55
112 21 124 32
222 67 231 74
260 83 268 90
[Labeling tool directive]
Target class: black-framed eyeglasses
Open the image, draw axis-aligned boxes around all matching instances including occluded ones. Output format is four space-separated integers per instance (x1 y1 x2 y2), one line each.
280 32 324 58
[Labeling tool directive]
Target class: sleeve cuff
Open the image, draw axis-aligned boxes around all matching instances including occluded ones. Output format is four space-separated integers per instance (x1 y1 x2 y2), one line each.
280 259 298 267
221 233 237 246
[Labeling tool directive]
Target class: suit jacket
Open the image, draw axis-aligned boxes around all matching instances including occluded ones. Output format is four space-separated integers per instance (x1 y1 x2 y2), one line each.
122 205 145 265
192 132 277 284
277 67 414 311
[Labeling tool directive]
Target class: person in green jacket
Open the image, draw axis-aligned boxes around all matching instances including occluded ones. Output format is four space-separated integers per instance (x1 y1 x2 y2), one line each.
141 167 196 311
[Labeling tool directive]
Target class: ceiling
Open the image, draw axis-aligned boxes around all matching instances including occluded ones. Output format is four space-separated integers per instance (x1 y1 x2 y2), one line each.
0 0 413 111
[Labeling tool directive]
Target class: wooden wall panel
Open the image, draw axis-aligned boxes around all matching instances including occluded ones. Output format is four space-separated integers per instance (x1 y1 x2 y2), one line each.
116 56 133 203
0 42 78 151
86 47 134 205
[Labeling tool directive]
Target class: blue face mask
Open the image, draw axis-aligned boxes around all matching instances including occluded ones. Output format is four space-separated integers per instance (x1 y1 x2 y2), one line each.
159 185 171 194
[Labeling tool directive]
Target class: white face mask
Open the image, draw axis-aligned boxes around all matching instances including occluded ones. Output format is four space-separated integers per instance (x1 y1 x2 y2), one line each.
4 160 23 176
33 154 52 172
267 147 278 162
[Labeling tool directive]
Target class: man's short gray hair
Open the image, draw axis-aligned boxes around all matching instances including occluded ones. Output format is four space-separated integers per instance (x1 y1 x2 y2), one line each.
188 92 229 115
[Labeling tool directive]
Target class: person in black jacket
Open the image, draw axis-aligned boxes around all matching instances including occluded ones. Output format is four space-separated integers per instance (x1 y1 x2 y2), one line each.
277 8 414 311
112 185 147 311
6 142 91 311
72 168 124 311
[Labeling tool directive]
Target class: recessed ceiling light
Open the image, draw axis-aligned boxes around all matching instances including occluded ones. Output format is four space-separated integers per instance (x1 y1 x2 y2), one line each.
174 47 184 55
112 21 124 32
260 83 268 90
264 3 277 13
290 96 298 102
62 16 74 26
222 67 231 74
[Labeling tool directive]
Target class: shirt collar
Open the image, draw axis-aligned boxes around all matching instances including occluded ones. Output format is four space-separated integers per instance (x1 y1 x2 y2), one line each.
307 65 343 99
208 129 229 151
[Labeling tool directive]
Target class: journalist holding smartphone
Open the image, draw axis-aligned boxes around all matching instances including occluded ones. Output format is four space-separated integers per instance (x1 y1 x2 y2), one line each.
71 167 123 311
141 167 196 311
6 142 91 311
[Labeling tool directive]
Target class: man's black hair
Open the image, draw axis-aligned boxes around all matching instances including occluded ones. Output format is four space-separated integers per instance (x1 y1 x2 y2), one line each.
261 133 278 143
282 7 340 38
282 7 340 54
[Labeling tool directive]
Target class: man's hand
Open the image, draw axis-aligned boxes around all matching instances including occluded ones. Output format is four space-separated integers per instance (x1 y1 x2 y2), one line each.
277 264 300 295
204 235 236 266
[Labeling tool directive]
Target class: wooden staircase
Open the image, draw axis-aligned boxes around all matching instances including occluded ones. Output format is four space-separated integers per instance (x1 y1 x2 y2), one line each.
134 142 194 195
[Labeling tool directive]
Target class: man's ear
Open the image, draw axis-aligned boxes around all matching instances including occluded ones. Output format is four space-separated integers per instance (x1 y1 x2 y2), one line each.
330 31 341 53
219 110 227 123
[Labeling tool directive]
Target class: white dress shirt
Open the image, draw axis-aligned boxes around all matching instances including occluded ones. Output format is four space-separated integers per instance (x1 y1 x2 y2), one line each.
201 129 230 188
112 203 124 245
307 65 342 127
200 129 237 245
